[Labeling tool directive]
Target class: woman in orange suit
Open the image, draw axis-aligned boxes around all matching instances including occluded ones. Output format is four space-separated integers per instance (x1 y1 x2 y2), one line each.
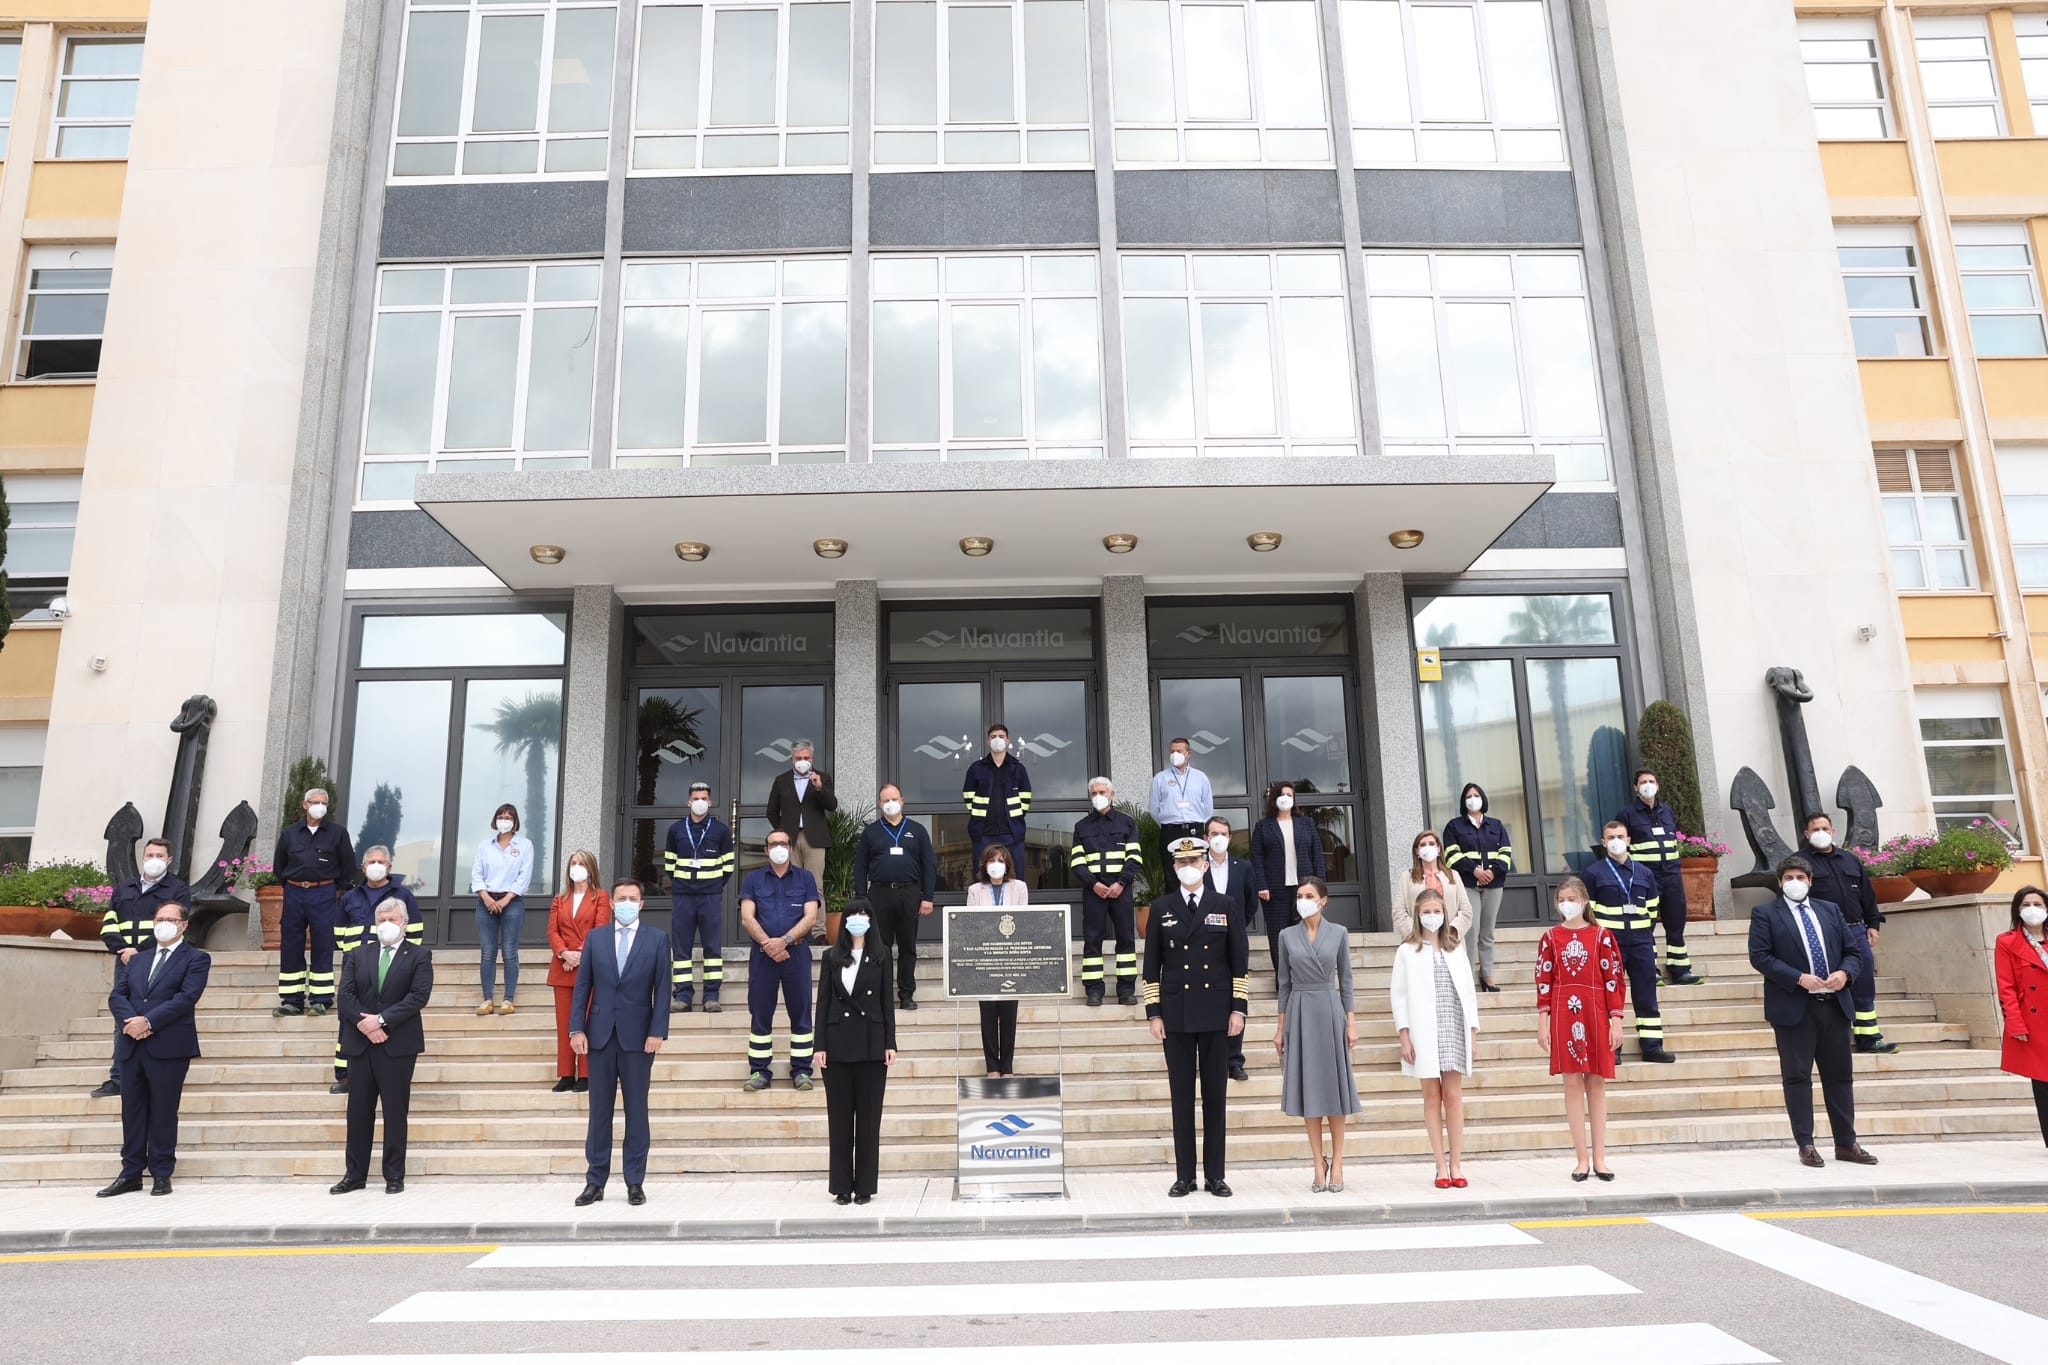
547 849 612 1093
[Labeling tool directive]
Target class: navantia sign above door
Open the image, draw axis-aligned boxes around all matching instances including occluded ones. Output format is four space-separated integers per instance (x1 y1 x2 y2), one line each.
887 609 1096 663
1146 603 1352 659
632 612 834 666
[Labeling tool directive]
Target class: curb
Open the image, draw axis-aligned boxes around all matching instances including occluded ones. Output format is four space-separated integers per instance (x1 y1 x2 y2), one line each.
8 1179 2048 1253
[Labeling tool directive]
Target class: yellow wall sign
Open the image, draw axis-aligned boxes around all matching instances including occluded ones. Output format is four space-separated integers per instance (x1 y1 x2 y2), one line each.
1416 648 1442 682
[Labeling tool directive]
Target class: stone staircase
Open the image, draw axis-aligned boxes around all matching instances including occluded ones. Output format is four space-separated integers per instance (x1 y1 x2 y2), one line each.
0 923 2032 1184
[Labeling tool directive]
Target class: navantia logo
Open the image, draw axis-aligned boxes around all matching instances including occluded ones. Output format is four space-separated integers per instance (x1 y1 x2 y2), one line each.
1176 625 1217 644
754 738 801 762
1186 729 1233 756
655 736 708 765
661 630 810 657
915 734 969 761
1279 727 1337 754
985 1113 1036 1138
916 629 955 648
917 624 1068 651
1013 733 1073 759
1175 622 1325 647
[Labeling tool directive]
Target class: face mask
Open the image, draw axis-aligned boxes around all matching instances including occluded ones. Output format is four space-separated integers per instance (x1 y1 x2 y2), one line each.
375 920 405 948
1638 783 1658 802
767 846 791 866
1170 751 1188 768
793 759 813 775
141 857 168 880
1209 835 1230 854
613 901 641 924
882 800 903 819
986 862 1007 881
1175 864 1208 887
1465 796 1483 812
153 920 181 944
1808 830 1833 850
1419 912 1445 934
496 819 515 834
363 862 389 883
988 737 1007 754
1418 845 1439 863
568 865 589 884
1276 795 1293 811
1558 899 1586 921
1605 837 1629 858
1091 793 1111 812
1782 879 1810 903
2021 904 2048 928
845 914 872 937
1296 898 1322 918
691 799 710 817
306 804 327 822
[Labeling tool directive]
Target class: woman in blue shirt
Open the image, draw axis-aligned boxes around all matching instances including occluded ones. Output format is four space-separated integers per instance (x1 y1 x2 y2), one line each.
471 802 535 1016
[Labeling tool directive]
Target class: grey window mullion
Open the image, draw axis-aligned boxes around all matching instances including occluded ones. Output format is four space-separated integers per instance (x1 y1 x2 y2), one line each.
1089 0 1129 457
591 0 639 471
1317 0 1377 459
850 0 875 461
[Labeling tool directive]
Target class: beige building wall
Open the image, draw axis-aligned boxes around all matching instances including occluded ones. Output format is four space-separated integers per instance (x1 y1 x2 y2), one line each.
30 0 344 863
1589 0 1936 858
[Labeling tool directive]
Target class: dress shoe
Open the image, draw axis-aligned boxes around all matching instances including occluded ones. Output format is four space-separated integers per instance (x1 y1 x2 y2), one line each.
1834 1145 1879 1165
1228 1064 1249 1082
1085 992 1104 1008
1571 1169 1590 1183
627 1184 646 1206
573 1077 589 1093
1434 1176 1452 1190
273 1004 305 1018
385 1180 405 1194
1206 1180 1233 1198
328 1080 349 1095
1799 1145 1826 1168
574 1183 604 1207
307 1003 330 1018
1639 1045 1678 1064
1117 990 1138 1006
1478 980 1502 993
1167 1179 1194 1198
97 1176 143 1198
1451 1177 1468 1189
1592 1169 1614 1183
834 1193 852 1205
793 1075 814 1091
330 1177 367 1195
552 1077 576 1093
677 1000 695 1013
899 997 919 1012
1856 1039 1901 1055
744 1073 769 1092
150 1177 172 1196
89 1079 120 1099
854 1193 872 1205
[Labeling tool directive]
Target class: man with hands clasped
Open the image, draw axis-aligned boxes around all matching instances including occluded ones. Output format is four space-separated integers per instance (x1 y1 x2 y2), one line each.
331 899 433 1195
570 880 673 1207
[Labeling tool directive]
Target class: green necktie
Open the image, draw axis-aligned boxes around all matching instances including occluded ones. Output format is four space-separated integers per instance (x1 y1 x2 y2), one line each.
378 948 393 991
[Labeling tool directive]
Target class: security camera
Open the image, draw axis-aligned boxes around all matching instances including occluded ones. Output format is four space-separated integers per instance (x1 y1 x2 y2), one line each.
48 596 71 621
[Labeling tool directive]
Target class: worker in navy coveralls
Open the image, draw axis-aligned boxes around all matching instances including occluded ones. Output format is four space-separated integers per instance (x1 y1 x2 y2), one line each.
1616 768 1703 985
1589 819 1678 1063
664 781 735 1011
740 829 821 1091
272 788 357 1016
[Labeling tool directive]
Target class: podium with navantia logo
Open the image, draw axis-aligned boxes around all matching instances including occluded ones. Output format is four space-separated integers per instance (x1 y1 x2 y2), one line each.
943 905 1071 1200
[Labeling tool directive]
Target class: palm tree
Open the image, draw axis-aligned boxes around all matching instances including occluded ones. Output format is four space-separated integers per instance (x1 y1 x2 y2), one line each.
632 695 706 884
359 783 403 859
1422 621 1469 816
483 691 563 873
1507 596 1607 866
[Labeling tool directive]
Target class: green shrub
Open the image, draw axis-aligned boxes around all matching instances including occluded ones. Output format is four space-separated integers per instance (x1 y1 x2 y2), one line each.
1636 701 1705 835
824 803 874 913
1916 822 2016 874
284 755 335 826
0 860 111 911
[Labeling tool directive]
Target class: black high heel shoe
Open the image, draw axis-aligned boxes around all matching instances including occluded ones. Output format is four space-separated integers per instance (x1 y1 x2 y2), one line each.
1571 1169 1590 1183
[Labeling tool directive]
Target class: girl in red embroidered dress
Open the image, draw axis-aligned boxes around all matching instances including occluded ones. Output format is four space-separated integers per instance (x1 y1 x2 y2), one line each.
1535 875 1627 1181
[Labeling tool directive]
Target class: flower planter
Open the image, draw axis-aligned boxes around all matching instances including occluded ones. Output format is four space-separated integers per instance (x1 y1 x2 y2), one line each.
257 884 285 950
1911 870 2000 898
1871 875 1918 904
1679 857 1719 922
1906 869 1946 891
0 906 103 938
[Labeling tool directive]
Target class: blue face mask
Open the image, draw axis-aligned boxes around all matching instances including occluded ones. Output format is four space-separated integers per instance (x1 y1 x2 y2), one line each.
845 915 871 937
613 902 641 926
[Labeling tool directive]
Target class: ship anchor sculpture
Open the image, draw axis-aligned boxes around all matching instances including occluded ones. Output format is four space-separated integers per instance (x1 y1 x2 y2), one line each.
1728 667 1882 889
101 694 259 935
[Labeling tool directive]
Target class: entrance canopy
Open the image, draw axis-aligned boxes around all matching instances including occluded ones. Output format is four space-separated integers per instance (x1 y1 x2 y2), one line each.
415 454 1553 597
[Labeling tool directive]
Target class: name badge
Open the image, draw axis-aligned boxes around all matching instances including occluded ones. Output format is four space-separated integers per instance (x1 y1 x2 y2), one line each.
1652 826 1665 836
888 845 906 855
1205 913 1229 927
1177 800 1192 812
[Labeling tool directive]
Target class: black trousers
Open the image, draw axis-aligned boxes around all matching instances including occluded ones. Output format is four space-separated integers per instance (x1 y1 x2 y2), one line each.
824 1058 888 1197
344 1048 417 1184
979 1001 1018 1073
1162 1028 1229 1183
1773 1000 1857 1149
868 882 924 1001
116 1053 189 1180
2032 1078 2048 1147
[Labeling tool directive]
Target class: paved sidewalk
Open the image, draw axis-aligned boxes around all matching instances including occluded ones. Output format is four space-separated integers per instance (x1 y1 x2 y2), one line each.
3 1139 2044 1251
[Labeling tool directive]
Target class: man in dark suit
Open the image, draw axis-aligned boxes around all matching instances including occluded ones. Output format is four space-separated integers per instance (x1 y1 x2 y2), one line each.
1202 816 1257 1083
99 901 210 1197
332 899 434 1195
765 739 837 892
92 837 191 1098
1750 855 1877 1169
570 879 673 1207
1145 837 1250 1199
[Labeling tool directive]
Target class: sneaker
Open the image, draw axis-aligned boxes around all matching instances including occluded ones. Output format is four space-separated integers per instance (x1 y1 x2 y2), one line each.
793 1075 815 1092
1084 992 1104 1008
1117 990 1137 1006
89 1080 120 1099
306 1003 331 1018
496 1001 516 1016
704 1001 723 1014
744 1073 770 1092
1856 1038 1901 1055
676 1000 695 1013
273 1004 305 1018
475 1001 496 1017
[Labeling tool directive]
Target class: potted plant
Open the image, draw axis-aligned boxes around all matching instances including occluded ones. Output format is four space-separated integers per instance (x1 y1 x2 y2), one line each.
1122 802 1164 940
820 803 873 946
0 860 114 938
1638 701 1715 917
1911 821 2014 897
219 856 282 948
1673 830 1730 922
1857 834 1934 903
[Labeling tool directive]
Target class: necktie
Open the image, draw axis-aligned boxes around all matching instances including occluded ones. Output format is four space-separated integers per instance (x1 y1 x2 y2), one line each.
1187 894 1198 912
1797 904 1829 980
147 949 166 988
618 928 633 975
378 948 393 992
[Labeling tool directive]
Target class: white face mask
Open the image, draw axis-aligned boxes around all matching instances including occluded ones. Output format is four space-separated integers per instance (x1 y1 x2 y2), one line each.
690 799 710 817
1296 897 1322 917
363 862 389 883
767 845 791 866
1276 795 1294 811
375 920 405 948
1638 783 1658 802
793 759 813 775
613 901 641 924
496 819 515 834
1605 837 1629 858
2021 904 2048 928
1782 879 1810 903
1808 829 1833 850
882 800 903 819
1209 834 1230 854
1419 912 1445 934
141 857 168 880
1170 751 1188 768
1091 793 1111 812
306 804 327 822
1465 795 1483 812
986 862 1007 881
1558 899 1586 920
988 737 1008 754
845 915 872 937
1175 864 1208 887
568 864 589 884
153 920 181 944
1418 844 1439 863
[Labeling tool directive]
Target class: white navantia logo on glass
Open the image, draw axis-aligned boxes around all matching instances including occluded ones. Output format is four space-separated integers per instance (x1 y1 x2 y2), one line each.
1280 727 1336 754
1186 730 1233 755
754 738 803 763
1176 625 1217 643
916 735 971 761
1013 734 1073 759
916 629 955 647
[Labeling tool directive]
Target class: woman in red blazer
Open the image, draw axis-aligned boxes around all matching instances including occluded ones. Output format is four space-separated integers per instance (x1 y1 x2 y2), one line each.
548 850 613 1093
1996 886 2048 1146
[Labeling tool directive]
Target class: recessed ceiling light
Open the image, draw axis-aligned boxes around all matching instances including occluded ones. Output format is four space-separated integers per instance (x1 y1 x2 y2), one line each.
529 544 566 565
1389 528 1425 550
813 538 848 559
1102 533 1139 554
959 536 995 557
1246 531 1282 553
674 541 710 562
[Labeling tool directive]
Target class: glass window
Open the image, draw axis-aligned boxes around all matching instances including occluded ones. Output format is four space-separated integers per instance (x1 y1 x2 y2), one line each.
1366 250 1608 482
1917 689 2023 843
1798 16 1890 139
1341 0 1565 166
873 0 1092 168
739 684 826 805
1418 657 1530 859
51 35 142 159
346 681 454 895
0 37 20 159
358 612 569 668
1998 446 2048 589
1001 679 1092 800
0 474 82 624
1121 251 1357 456
1914 14 2002 138
1156 677 1248 796
1109 0 1331 165
1525 656 1627 875
632 0 851 171
1261 675 1351 796
0 725 46 866
1954 225 2047 359
2021 18 2048 133
1875 449 1972 592
1147 601 1352 658
614 257 849 467
392 1 617 178
14 246 113 381
872 253 1102 460
1837 226 1931 358
895 680 985 804
1410 591 1617 648
454 678 565 887
631 686 723 806
361 263 601 500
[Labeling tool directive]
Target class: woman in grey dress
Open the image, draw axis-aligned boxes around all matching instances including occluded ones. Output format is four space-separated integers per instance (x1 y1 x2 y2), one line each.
1273 877 1360 1192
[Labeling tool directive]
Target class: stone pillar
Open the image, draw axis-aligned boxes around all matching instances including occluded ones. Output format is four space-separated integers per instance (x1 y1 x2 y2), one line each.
1357 573 1424 931
1101 576 1153 804
559 586 624 867
834 580 881 809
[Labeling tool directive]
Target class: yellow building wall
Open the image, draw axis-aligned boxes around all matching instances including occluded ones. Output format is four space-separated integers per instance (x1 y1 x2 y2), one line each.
0 385 95 466
1860 359 1958 422
1935 140 2048 202
23 162 126 224
0 2 148 19
0 630 59 723
1982 359 2048 422
1820 141 1917 202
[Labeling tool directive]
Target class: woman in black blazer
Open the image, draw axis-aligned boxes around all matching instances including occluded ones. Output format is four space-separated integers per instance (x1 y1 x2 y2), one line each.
815 899 898 1204
1250 782 1328 970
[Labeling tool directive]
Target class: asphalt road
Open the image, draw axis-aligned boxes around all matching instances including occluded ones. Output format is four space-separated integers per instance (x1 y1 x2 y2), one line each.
6 1205 2046 1365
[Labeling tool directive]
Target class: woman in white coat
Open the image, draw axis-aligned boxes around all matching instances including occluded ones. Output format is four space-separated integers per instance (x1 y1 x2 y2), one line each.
1390 887 1480 1188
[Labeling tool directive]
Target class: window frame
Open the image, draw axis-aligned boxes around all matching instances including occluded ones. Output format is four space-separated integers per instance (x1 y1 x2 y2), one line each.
49 33 143 160
0 724 48 866
1998 445 2048 590
0 473 82 623
1875 448 1972 593
1915 687 2025 849
2020 15 2047 134
1339 0 1568 169
1798 14 1893 140
13 244 113 383
1913 13 2004 139
628 0 854 175
1107 0 1334 168
1363 248 1611 486
0 34 21 161
1955 223 2048 359
389 0 618 183
1836 223 1933 359
871 0 1094 171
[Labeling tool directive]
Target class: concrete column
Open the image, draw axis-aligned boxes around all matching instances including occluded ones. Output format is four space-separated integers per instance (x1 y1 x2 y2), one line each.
1101 575 1153 803
559 586 624 865
834 579 881 808
1356 573 1423 931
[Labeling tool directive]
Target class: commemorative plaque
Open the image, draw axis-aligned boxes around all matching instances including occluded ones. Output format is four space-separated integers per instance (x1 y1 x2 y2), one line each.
942 905 1072 999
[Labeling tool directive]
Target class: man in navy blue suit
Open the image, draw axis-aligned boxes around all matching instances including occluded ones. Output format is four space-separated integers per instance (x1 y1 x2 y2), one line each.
1749 855 1877 1169
570 878 672 1207
99 901 210 1197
